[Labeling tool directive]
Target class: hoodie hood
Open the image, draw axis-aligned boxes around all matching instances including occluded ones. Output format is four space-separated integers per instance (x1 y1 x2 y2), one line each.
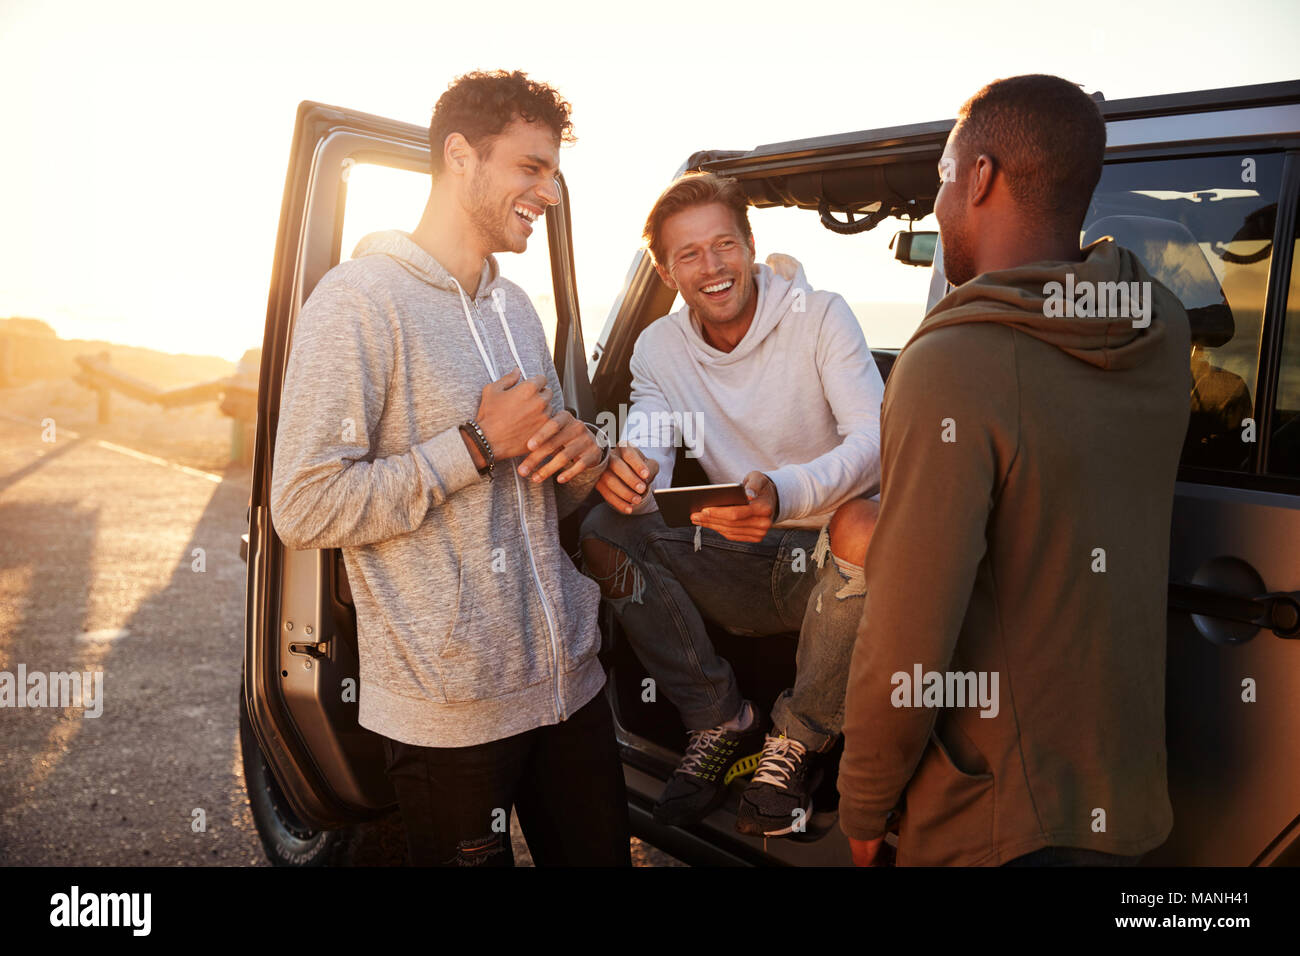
672 256 813 367
913 238 1180 371
352 229 501 298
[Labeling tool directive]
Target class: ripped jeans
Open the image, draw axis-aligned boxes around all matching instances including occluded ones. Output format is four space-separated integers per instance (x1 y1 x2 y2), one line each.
380 689 631 866
579 503 866 753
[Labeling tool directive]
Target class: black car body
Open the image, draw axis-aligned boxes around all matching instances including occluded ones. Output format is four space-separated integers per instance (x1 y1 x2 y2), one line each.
241 80 1300 866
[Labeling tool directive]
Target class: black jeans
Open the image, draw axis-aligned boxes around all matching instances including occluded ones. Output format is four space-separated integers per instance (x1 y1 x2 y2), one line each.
380 687 631 866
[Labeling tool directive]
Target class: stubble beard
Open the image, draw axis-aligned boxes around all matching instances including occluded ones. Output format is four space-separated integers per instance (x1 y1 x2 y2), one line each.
465 166 516 255
693 271 755 334
940 208 975 288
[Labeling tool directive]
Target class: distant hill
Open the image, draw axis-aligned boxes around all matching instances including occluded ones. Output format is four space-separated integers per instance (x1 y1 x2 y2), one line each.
2 317 57 338
0 317 238 389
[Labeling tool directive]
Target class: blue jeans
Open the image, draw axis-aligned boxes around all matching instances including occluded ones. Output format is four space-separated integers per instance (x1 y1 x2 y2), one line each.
579 503 866 752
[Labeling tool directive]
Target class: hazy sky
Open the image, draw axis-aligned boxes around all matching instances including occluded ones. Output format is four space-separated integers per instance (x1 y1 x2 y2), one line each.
2 0 1297 361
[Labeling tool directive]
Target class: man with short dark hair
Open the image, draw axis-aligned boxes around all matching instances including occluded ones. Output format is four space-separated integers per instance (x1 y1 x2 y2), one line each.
838 74 1190 866
271 70 630 866
581 171 884 837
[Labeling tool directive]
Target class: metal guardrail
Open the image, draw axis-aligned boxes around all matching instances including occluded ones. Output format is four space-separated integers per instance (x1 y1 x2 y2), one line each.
69 348 261 463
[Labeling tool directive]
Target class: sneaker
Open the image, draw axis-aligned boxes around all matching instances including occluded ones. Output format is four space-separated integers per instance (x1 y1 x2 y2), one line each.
735 733 823 837
652 704 766 827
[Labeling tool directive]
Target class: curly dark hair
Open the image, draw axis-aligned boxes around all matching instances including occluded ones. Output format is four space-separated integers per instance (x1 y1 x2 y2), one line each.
428 70 575 176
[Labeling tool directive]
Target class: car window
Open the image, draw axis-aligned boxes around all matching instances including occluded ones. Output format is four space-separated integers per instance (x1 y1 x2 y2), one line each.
1267 196 1300 478
337 161 561 353
1084 153 1284 473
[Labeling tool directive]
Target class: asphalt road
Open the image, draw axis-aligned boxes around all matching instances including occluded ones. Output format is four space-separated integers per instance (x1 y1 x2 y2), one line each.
0 414 678 867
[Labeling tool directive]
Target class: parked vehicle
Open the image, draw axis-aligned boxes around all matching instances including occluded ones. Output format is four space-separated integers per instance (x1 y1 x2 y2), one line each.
241 79 1300 865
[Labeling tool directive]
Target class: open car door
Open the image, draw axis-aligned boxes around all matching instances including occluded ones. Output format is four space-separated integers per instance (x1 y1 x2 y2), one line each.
242 101 593 838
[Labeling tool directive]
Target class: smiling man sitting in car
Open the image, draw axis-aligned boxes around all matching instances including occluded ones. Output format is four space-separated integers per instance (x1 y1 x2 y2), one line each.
579 172 885 837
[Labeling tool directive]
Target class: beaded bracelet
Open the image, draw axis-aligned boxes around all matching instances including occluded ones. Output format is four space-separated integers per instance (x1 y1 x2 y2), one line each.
459 420 494 477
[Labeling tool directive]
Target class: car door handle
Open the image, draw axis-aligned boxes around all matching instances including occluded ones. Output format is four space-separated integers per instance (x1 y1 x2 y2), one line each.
1169 582 1300 640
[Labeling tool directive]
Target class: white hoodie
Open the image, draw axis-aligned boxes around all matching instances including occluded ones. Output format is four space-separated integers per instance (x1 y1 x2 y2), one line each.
623 257 884 530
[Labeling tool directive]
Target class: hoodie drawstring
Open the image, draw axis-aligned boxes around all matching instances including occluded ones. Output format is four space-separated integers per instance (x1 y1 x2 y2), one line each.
491 288 528 376
448 278 527 380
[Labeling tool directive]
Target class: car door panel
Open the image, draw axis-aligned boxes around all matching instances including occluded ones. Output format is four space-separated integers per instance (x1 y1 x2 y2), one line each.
1153 482 1300 864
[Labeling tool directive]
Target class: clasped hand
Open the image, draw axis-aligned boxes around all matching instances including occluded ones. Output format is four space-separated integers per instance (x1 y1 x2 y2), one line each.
474 367 603 483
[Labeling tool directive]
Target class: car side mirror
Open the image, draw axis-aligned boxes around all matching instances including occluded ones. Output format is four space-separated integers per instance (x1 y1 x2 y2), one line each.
890 230 938 267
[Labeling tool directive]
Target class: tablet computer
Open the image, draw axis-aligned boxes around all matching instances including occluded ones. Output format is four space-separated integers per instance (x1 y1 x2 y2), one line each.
652 483 749 528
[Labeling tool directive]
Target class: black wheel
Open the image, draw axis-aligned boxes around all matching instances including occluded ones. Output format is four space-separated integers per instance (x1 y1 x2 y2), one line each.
238 684 355 866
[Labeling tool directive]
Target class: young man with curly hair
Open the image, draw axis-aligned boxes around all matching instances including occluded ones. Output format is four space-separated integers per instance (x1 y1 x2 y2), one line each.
271 70 630 866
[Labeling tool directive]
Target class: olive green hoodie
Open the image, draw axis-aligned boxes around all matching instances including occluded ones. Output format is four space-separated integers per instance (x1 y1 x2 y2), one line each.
838 238 1191 865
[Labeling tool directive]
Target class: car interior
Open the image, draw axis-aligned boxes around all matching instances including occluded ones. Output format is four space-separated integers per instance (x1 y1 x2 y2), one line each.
1082 153 1283 472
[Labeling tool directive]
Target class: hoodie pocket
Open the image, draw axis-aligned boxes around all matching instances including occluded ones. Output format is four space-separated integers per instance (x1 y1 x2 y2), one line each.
553 559 603 674
434 526 549 702
901 728 995 865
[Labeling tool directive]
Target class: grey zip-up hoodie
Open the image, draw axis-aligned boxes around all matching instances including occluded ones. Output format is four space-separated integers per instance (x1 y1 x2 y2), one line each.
270 229 608 748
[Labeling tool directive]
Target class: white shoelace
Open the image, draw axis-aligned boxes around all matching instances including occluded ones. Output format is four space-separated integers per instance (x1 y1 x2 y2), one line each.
751 736 808 789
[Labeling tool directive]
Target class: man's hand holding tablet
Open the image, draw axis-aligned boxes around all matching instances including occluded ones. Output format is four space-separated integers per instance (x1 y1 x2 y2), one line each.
683 471 778 543
651 483 749 528
595 443 778 544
